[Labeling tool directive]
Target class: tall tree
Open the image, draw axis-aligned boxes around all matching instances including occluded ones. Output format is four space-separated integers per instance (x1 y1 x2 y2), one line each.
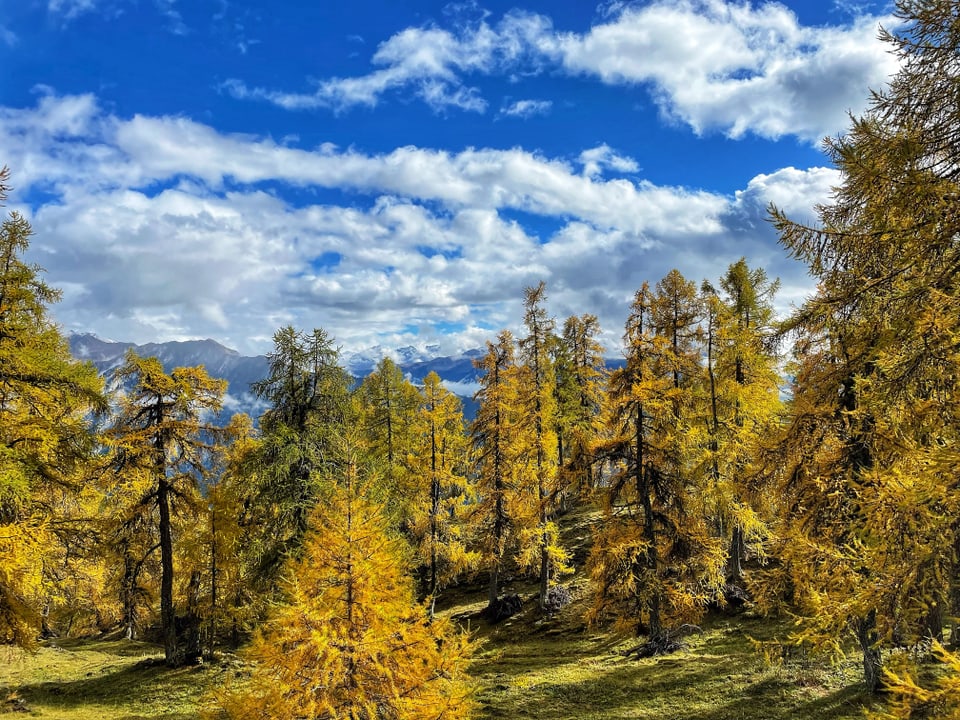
105 352 225 666
407 372 476 609
589 274 724 646
213 432 475 720
0 166 105 646
470 331 522 614
700 260 782 581
767 0 960 691
246 326 352 581
516 282 568 610
553 313 607 499
358 357 421 527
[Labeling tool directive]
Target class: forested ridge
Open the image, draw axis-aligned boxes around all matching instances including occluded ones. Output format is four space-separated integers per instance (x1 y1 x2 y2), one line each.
4 2 960 717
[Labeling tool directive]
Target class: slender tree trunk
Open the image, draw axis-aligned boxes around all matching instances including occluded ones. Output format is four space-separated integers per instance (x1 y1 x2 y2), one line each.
157 474 179 666
208 507 217 660
121 550 137 640
856 610 883 693
636 404 662 640
727 526 744 581
430 421 439 600
539 492 549 610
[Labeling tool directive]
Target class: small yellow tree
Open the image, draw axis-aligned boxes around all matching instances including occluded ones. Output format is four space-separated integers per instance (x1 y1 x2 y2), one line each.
213 441 475 720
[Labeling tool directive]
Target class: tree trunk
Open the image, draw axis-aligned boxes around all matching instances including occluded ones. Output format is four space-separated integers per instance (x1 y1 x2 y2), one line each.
158 475 179 667
856 610 883 693
727 525 744 581
207 508 217 660
183 570 202 664
487 558 500 611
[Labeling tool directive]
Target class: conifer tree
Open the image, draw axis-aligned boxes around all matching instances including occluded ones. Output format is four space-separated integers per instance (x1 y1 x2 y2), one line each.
212 434 475 720
553 313 607 498
358 357 421 526
470 331 522 613
589 274 725 645
516 282 569 610
205 412 260 650
0 166 105 646
407 372 476 608
700 260 781 581
767 0 960 691
105 352 225 666
246 326 352 581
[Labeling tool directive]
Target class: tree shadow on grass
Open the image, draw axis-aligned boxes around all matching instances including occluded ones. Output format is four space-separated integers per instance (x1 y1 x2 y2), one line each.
477 649 872 720
8 656 219 720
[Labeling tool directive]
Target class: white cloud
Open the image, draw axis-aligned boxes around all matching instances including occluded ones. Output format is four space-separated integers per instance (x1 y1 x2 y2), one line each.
224 2 898 142
224 11 553 114
3 93 824 355
735 165 839 224
499 99 552 118
578 144 638 178
554 0 899 141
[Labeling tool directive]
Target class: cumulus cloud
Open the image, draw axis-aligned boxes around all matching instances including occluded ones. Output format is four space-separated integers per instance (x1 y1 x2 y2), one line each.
3 93 822 355
225 1 897 141
556 0 899 141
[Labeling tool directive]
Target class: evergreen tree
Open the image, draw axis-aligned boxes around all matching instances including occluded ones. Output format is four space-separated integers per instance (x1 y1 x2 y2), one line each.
246 326 352 581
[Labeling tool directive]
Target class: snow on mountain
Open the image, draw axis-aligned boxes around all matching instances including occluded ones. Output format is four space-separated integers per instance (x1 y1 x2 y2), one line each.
68 334 484 421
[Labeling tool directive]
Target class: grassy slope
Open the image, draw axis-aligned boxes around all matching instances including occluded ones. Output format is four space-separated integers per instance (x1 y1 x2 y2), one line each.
1 506 881 719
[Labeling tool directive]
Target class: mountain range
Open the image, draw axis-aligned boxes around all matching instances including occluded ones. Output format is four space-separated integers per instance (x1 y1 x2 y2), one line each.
67 333 483 421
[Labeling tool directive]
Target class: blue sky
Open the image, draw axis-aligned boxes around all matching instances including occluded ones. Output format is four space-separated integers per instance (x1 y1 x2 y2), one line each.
0 0 899 356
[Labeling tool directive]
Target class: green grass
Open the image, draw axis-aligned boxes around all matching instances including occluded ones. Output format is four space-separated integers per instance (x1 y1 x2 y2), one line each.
1 613 878 719
0 639 226 719
1 506 883 719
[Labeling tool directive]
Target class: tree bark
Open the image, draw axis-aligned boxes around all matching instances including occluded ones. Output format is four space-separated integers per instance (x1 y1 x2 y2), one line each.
157 473 179 666
856 610 883 693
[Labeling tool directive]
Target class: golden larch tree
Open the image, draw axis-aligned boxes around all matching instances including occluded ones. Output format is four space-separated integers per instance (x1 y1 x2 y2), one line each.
212 435 475 720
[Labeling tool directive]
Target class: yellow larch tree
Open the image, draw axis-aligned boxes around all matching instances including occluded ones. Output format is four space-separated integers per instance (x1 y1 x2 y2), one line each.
553 313 607 500
0 166 105 646
212 433 475 720
516 282 569 610
407 371 477 610
104 352 226 666
766 0 960 692
589 273 725 647
470 330 524 615
699 260 782 583
358 357 421 529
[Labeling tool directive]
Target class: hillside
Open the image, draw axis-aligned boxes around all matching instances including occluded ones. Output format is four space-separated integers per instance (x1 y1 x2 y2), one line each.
0 504 877 720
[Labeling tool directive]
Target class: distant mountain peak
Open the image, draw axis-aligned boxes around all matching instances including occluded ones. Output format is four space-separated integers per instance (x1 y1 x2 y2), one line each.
67 333 483 420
